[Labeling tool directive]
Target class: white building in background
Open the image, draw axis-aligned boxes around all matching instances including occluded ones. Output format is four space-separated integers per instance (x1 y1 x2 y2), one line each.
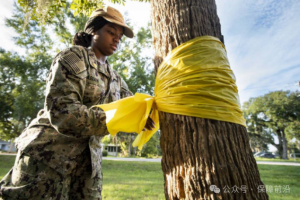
0 140 17 152
102 143 121 156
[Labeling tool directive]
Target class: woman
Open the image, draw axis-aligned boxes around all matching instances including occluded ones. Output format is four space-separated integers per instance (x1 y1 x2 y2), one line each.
0 6 154 200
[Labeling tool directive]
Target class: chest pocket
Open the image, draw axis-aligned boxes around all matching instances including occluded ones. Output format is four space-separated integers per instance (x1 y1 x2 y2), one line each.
83 67 105 106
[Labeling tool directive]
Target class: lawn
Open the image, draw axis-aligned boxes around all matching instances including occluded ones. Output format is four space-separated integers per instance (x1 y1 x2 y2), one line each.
0 155 299 199
258 164 300 200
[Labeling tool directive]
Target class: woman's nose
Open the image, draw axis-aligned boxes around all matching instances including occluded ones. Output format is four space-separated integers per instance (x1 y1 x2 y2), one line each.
114 36 120 44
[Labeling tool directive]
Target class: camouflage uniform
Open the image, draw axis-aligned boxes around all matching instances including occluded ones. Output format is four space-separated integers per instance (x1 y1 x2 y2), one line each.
0 45 132 199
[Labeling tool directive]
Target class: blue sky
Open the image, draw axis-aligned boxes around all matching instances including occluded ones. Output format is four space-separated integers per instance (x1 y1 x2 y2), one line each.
1 0 299 105
216 0 300 104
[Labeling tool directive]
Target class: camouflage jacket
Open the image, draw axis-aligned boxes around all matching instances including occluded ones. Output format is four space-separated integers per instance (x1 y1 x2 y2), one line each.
15 45 132 177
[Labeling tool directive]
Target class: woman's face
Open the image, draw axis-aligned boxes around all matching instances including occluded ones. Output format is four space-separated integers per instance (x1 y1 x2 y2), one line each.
92 22 124 56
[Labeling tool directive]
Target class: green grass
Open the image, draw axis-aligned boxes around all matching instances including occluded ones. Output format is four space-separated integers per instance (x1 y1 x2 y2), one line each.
0 155 15 179
0 155 299 199
258 164 300 200
102 161 165 200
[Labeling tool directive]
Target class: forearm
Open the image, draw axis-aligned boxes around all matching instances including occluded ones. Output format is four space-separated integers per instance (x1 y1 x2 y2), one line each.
48 99 109 137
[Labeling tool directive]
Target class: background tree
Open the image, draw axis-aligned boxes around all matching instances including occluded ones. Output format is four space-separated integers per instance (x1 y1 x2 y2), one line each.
0 50 50 140
141 131 161 158
248 130 272 153
243 90 300 159
0 3 60 140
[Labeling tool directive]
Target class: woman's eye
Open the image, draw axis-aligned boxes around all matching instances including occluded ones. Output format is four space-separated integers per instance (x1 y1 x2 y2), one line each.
108 30 115 35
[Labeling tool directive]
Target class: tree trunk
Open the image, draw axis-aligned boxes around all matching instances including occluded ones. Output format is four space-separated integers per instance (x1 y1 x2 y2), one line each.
150 0 268 199
128 133 132 157
115 136 118 157
276 129 283 159
281 129 288 160
9 139 14 153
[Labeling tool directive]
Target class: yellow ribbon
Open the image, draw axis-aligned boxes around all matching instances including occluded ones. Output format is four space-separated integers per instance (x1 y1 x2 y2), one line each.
94 36 246 150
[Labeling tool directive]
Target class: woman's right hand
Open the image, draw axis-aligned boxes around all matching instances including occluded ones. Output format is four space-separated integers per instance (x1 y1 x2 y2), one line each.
143 117 155 131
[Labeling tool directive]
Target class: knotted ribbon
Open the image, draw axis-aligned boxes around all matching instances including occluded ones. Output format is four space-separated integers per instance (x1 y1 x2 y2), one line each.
94 36 246 149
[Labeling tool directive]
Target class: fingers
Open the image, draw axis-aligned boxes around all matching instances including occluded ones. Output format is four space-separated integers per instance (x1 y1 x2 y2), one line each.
149 117 155 129
143 117 155 131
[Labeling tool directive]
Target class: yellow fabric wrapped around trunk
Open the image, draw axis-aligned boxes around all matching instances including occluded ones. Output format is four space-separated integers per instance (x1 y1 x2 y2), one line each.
94 36 245 149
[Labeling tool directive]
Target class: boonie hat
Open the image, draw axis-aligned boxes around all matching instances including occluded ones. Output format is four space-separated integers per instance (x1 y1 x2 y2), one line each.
89 6 134 38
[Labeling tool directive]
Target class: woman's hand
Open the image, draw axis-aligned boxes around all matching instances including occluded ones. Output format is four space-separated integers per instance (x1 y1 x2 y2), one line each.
143 117 155 131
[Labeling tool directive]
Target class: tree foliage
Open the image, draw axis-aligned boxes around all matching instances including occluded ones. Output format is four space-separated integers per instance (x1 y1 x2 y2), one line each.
243 90 300 158
0 49 48 140
141 131 161 157
16 0 150 26
0 3 54 140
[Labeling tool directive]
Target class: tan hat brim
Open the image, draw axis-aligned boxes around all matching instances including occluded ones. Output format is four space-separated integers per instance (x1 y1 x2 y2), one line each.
103 16 134 38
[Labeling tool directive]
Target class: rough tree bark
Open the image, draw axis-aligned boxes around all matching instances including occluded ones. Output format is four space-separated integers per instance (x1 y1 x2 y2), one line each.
150 0 269 199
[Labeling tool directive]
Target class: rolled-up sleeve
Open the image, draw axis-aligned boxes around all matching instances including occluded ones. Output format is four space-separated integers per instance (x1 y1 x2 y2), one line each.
45 48 109 137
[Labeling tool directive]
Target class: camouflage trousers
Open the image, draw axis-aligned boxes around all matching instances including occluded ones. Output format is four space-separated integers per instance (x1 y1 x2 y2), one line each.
0 150 102 200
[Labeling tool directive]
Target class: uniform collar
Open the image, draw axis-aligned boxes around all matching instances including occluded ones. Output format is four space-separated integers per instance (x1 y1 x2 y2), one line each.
87 47 117 81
